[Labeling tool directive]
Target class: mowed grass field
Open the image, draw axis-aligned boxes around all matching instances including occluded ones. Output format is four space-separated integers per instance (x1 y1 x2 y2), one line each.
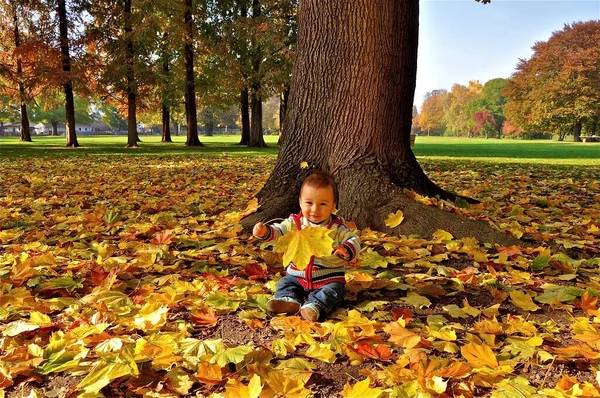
1 134 598 164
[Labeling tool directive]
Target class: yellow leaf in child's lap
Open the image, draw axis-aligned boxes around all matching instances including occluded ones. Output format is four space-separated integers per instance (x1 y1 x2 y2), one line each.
274 226 334 270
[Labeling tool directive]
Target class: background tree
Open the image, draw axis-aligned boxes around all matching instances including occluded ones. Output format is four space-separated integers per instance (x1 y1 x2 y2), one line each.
443 81 481 137
243 0 514 245
504 21 600 141
476 78 507 138
56 0 79 147
472 109 496 138
417 89 448 135
0 0 37 141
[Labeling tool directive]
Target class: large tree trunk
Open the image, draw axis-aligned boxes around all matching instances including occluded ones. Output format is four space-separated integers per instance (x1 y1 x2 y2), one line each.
247 0 267 148
13 6 31 142
124 0 138 148
58 0 79 148
238 87 251 145
184 0 202 146
242 0 518 246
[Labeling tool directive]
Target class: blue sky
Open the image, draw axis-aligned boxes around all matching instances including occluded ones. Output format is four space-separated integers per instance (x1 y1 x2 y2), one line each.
415 0 600 110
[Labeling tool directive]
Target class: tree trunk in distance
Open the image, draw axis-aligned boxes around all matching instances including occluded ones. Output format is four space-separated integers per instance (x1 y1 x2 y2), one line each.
162 104 172 142
242 0 519 246
184 0 201 146
161 31 172 143
124 0 138 148
239 87 250 145
58 0 79 147
573 120 582 142
247 0 267 148
249 81 267 147
13 6 31 142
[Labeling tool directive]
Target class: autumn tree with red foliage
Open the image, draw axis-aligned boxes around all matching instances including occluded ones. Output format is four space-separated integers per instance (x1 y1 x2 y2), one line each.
472 109 497 139
504 21 600 141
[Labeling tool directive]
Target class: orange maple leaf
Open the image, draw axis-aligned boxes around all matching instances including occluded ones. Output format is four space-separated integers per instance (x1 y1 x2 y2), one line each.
151 230 174 245
351 343 395 361
190 307 218 327
577 292 600 316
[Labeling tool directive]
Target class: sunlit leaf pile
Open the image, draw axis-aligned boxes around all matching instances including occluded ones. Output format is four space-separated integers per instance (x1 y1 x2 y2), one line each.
1 155 600 397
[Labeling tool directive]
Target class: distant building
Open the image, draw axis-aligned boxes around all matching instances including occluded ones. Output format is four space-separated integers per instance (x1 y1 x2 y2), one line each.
33 123 66 135
0 123 21 136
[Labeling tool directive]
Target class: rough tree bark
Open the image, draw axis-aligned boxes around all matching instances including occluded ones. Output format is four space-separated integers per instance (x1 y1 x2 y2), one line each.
13 5 31 142
278 83 290 144
58 0 78 147
184 0 202 146
242 0 518 246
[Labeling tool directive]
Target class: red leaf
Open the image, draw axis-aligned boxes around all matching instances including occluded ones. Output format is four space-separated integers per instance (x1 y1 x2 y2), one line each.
241 263 268 282
151 230 174 245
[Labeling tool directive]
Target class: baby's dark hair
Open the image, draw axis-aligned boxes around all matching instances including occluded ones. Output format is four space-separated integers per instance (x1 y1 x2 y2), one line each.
301 171 338 205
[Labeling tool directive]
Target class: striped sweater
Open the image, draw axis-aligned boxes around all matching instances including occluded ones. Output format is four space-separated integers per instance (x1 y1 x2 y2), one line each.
259 212 360 289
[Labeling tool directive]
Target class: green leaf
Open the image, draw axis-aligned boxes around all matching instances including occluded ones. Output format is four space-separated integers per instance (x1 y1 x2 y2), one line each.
77 362 133 395
530 253 551 271
490 376 537 398
535 285 584 304
212 346 253 367
455 197 470 209
39 276 83 292
103 209 122 225
37 349 81 375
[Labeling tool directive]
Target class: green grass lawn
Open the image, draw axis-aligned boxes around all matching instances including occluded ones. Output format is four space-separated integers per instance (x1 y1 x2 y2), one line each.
412 136 600 165
1 134 599 165
0 134 280 158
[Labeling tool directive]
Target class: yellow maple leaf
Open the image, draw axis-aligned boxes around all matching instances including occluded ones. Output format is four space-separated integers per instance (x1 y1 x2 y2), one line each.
385 210 404 228
510 290 540 312
305 343 336 363
460 342 498 368
432 229 454 242
384 322 421 349
300 161 309 169
341 378 383 398
225 374 263 398
274 226 334 270
264 370 310 398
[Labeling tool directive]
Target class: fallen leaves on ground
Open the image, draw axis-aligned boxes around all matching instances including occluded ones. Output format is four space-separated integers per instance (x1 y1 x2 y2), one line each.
0 155 599 397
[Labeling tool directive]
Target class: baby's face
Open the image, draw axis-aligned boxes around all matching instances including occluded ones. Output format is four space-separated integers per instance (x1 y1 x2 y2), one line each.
299 185 336 223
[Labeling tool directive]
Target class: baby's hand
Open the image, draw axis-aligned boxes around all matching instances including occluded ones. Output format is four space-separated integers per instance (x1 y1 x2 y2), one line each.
253 222 268 238
333 245 351 260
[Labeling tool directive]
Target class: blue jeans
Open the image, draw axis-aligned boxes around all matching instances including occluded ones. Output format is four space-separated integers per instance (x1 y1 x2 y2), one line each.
274 275 345 320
